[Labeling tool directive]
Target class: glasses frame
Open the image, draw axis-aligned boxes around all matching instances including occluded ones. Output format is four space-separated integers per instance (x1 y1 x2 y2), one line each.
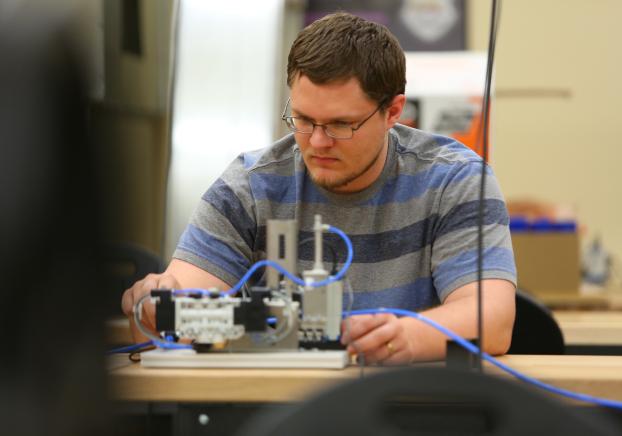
280 97 387 140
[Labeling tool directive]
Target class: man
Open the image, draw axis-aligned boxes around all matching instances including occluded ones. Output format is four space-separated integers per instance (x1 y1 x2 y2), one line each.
122 12 516 364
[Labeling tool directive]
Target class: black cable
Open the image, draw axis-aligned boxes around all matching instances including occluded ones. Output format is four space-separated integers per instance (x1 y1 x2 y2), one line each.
476 0 502 372
128 345 156 362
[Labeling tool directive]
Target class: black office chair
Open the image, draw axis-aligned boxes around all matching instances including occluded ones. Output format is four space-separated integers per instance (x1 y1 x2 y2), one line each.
508 289 565 355
101 241 164 316
236 367 618 436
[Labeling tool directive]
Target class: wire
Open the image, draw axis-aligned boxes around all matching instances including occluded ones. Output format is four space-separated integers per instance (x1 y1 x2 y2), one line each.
325 226 354 281
137 224 354 350
346 307 622 410
342 277 366 376
474 0 502 373
259 290 296 345
133 293 193 350
236 290 297 347
126 213 622 410
217 225 354 296
106 341 153 355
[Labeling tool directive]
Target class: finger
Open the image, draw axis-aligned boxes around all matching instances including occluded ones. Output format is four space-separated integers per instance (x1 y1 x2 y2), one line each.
138 276 160 324
358 336 400 364
359 345 389 365
157 274 180 290
341 315 373 344
121 286 136 316
142 275 179 330
358 334 408 365
341 313 394 344
346 317 398 354
381 334 411 364
382 348 412 366
128 316 151 343
121 274 152 315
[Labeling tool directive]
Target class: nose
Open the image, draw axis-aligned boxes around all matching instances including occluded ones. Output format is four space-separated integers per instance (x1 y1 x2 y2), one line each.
308 125 334 149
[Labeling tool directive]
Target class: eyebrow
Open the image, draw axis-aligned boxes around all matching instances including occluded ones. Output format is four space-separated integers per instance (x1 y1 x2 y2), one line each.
290 106 358 123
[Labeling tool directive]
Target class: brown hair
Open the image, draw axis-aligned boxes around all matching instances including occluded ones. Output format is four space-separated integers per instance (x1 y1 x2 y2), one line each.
287 12 406 107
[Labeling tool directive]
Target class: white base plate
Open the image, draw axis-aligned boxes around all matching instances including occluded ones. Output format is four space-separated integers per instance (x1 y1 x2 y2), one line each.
140 349 349 369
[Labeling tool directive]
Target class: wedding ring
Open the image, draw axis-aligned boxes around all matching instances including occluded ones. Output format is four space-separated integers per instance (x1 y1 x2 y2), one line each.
386 341 395 355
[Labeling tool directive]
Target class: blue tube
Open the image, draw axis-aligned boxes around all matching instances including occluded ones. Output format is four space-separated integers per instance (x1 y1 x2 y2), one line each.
106 340 153 355
217 225 354 296
152 340 193 350
150 225 354 351
345 308 622 410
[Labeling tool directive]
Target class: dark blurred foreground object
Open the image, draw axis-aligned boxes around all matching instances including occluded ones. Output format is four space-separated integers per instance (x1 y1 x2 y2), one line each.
237 367 618 436
0 6 109 436
102 241 164 316
508 289 565 355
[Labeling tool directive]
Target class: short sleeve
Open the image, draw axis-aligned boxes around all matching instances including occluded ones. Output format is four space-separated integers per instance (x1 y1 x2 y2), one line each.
431 160 517 302
173 155 258 287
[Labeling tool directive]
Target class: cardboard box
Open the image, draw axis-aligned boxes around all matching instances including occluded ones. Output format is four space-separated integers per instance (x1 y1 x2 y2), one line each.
511 232 581 296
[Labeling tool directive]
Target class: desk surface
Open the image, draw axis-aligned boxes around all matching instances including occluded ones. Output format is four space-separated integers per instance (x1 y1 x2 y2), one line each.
107 317 133 345
109 354 622 403
536 289 622 310
553 310 622 346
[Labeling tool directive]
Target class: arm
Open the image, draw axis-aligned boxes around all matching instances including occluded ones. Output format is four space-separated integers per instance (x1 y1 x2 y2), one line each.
121 259 232 343
341 279 516 364
121 152 259 343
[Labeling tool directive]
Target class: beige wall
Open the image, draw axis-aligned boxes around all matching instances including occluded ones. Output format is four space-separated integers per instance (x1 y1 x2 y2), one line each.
91 105 169 252
468 0 622 263
93 0 173 254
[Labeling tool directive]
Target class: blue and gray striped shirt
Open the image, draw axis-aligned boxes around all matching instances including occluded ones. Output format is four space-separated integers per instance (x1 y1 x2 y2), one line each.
174 124 516 311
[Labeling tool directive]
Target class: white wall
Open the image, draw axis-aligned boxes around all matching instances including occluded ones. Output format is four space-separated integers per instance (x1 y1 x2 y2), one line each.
164 0 285 258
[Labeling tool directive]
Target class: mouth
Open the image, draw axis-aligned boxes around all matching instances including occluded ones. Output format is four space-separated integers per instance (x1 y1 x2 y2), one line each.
311 155 339 165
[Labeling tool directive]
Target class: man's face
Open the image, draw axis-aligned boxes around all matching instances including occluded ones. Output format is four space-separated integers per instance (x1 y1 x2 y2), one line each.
289 75 399 193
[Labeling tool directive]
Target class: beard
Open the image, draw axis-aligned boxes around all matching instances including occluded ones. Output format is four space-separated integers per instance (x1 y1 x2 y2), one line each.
307 142 386 192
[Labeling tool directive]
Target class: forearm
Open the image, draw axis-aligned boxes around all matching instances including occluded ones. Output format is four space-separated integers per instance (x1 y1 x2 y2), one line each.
401 281 516 362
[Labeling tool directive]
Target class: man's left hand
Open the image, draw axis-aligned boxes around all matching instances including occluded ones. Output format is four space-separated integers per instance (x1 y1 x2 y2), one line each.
340 314 416 365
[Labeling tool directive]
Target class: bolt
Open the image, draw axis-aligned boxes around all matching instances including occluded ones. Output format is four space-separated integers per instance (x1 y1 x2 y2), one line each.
198 414 209 426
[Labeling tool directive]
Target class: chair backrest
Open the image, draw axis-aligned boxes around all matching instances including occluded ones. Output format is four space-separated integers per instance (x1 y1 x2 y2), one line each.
508 289 565 355
236 367 618 436
102 241 164 316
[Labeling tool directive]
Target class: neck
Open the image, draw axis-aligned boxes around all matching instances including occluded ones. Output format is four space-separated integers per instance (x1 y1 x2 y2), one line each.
331 135 389 194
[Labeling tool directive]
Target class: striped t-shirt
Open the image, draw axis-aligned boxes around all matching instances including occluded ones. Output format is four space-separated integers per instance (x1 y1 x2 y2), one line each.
174 124 516 311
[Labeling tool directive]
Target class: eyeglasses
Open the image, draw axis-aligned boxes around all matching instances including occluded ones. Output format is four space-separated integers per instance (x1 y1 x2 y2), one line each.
280 98 385 140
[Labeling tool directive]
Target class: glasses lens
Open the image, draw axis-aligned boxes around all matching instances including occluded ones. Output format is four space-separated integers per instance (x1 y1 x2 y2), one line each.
325 124 353 139
286 117 312 133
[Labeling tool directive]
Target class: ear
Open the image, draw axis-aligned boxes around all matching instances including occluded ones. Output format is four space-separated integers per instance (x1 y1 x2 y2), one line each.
384 94 406 129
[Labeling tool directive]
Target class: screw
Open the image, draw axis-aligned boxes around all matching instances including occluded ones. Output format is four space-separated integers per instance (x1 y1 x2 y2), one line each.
198 414 209 426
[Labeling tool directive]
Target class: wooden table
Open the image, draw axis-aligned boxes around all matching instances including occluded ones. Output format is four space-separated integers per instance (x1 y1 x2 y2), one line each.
553 311 622 346
109 354 622 403
536 289 622 310
106 317 134 345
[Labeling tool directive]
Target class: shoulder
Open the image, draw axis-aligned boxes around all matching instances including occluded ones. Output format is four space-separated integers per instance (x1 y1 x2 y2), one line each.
216 134 299 207
233 133 298 175
390 124 482 167
388 124 488 194
218 133 298 191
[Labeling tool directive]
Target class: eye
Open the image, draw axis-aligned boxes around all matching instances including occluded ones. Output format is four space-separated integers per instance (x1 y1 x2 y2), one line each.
295 117 313 125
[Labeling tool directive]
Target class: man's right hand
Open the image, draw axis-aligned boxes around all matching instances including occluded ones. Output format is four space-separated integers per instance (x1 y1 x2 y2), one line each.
119 259 234 343
121 273 181 343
